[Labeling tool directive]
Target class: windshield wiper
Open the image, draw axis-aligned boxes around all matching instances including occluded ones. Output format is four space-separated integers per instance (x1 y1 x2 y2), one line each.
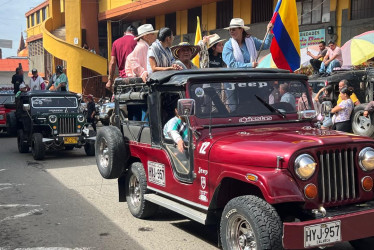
255 95 286 119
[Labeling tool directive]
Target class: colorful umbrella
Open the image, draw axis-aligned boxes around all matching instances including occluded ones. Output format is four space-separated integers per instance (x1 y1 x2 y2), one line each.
342 30 374 67
258 45 320 69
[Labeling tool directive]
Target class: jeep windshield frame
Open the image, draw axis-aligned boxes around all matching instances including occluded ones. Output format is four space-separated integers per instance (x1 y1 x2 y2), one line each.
188 79 313 124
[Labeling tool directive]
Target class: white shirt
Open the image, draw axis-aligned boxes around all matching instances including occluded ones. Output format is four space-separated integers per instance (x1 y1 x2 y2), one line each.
29 75 44 90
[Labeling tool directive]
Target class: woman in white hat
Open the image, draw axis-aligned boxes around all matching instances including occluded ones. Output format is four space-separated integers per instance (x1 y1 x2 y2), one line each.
198 34 226 68
171 42 200 70
125 24 158 82
222 18 273 68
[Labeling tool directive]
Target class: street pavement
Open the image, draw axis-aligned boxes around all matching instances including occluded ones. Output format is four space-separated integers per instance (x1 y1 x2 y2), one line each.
0 132 355 250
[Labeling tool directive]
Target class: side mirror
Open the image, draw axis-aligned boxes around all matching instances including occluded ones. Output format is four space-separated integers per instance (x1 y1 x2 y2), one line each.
298 110 317 120
23 104 30 111
177 99 195 117
321 101 333 113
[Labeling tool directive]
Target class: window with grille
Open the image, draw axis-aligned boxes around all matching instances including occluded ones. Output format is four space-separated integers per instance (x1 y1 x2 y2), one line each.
351 0 374 20
29 40 44 57
296 0 330 25
251 0 273 23
165 13 176 36
188 7 202 34
216 0 233 29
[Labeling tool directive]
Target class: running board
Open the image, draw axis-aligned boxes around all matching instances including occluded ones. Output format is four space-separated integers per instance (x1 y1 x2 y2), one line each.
144 193 207 224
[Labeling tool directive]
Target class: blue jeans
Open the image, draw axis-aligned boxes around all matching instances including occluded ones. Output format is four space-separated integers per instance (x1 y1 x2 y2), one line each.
319 59 341 74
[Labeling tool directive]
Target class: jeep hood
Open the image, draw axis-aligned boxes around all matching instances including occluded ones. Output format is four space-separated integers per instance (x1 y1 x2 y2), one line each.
208 126 372 168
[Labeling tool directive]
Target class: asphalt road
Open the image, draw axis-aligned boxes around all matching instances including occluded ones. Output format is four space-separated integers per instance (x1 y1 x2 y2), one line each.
0 132 355 250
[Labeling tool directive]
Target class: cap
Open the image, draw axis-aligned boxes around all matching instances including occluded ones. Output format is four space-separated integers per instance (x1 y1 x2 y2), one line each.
32 68 37 73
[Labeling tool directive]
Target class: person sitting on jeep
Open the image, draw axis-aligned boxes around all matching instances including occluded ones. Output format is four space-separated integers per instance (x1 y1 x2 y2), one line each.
307 41 327 74
337 79 360 106
163 107 188 153
319 40 342 77
279 83 296 109
314 85 334 129
331 87 354 132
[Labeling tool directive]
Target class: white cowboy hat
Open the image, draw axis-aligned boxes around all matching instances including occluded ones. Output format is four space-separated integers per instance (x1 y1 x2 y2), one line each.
135 24 159 40
207 34 226 48
224 18 250 31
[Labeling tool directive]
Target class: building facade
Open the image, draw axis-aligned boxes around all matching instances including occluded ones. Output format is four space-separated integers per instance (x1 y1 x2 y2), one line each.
26 0 374 95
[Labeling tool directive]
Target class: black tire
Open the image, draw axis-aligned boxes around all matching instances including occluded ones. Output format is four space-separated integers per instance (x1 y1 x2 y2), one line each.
31 133 45 160
95 126 128 179
350 237 374 250
17 129 29 153
65 145 74 150
125 162 158 218
84 141 95 156
352 104 374 137
6 112 17 136
220 195 283 250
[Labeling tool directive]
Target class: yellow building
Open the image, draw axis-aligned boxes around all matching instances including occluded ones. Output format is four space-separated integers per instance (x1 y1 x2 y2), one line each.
26 0 374 95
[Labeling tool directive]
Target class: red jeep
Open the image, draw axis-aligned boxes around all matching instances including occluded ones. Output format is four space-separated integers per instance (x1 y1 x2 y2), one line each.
95 69 374 249
0 91 16 136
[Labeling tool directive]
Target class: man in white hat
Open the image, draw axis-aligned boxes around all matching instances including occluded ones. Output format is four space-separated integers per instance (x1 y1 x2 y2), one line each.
222 18 273 68
125 24 158 82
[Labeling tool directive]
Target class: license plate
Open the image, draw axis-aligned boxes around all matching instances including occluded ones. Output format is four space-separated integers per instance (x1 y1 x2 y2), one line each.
304 220 341 248
148 161 165 187
63 137 78 144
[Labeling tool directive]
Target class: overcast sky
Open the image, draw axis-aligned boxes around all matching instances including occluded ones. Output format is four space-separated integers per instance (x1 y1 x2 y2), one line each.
0 0 42 58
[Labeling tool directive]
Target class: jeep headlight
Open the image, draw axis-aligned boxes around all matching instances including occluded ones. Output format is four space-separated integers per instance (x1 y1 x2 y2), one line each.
294 154 317 180
77 114 85 123
49 115 57 123
359 147 374 171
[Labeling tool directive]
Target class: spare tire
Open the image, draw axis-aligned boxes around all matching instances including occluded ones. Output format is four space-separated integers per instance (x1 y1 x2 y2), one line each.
352 104 374 138
6 112 17 136
95 126 129 179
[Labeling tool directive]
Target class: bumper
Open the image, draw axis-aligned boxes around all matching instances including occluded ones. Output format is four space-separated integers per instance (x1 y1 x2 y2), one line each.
283 201 374 249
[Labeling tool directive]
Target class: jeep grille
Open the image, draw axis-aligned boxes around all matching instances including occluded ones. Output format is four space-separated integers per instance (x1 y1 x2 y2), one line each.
59 117 76 134
317 148 359 203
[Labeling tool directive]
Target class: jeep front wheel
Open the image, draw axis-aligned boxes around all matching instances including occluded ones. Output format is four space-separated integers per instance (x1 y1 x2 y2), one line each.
17 129 29 153
220 195 283 250
31 133 45 160
125 162 158 218
95 126 128 179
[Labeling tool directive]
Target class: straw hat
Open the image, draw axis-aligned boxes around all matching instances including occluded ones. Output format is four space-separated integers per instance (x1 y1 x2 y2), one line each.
135 24 159 40
224 18 250 31
207 34 226 48
171 42 200 60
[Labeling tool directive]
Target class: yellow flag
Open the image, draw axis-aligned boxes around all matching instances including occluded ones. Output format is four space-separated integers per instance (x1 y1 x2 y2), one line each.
192 16 202 68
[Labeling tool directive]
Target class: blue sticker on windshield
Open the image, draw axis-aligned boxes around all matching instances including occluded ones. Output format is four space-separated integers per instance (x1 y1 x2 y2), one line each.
195 87 204 97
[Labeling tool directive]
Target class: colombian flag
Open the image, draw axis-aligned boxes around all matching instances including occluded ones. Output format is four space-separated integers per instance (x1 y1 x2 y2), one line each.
270 0 300 72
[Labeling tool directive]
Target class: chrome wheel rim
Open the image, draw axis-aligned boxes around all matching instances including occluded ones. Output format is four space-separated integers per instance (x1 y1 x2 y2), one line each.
227 214 257 250
99 137 109 168
129 174 141 208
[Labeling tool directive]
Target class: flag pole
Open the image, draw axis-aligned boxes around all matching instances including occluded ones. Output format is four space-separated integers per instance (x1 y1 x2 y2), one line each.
255 27 271 62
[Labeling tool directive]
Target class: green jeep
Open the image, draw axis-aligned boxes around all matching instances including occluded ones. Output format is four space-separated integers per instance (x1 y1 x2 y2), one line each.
14 91 95 160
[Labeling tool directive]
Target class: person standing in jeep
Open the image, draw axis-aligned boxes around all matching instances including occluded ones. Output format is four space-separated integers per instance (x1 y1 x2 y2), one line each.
47 65 68 91
11 67 24 95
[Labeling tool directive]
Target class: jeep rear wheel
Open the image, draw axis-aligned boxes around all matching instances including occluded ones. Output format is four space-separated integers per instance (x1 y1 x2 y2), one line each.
220 195 283 250
17 129 29 153
125 162 158 218
95 126 128 179
31 133 45 160
352 104 374 137
84 141 95 156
